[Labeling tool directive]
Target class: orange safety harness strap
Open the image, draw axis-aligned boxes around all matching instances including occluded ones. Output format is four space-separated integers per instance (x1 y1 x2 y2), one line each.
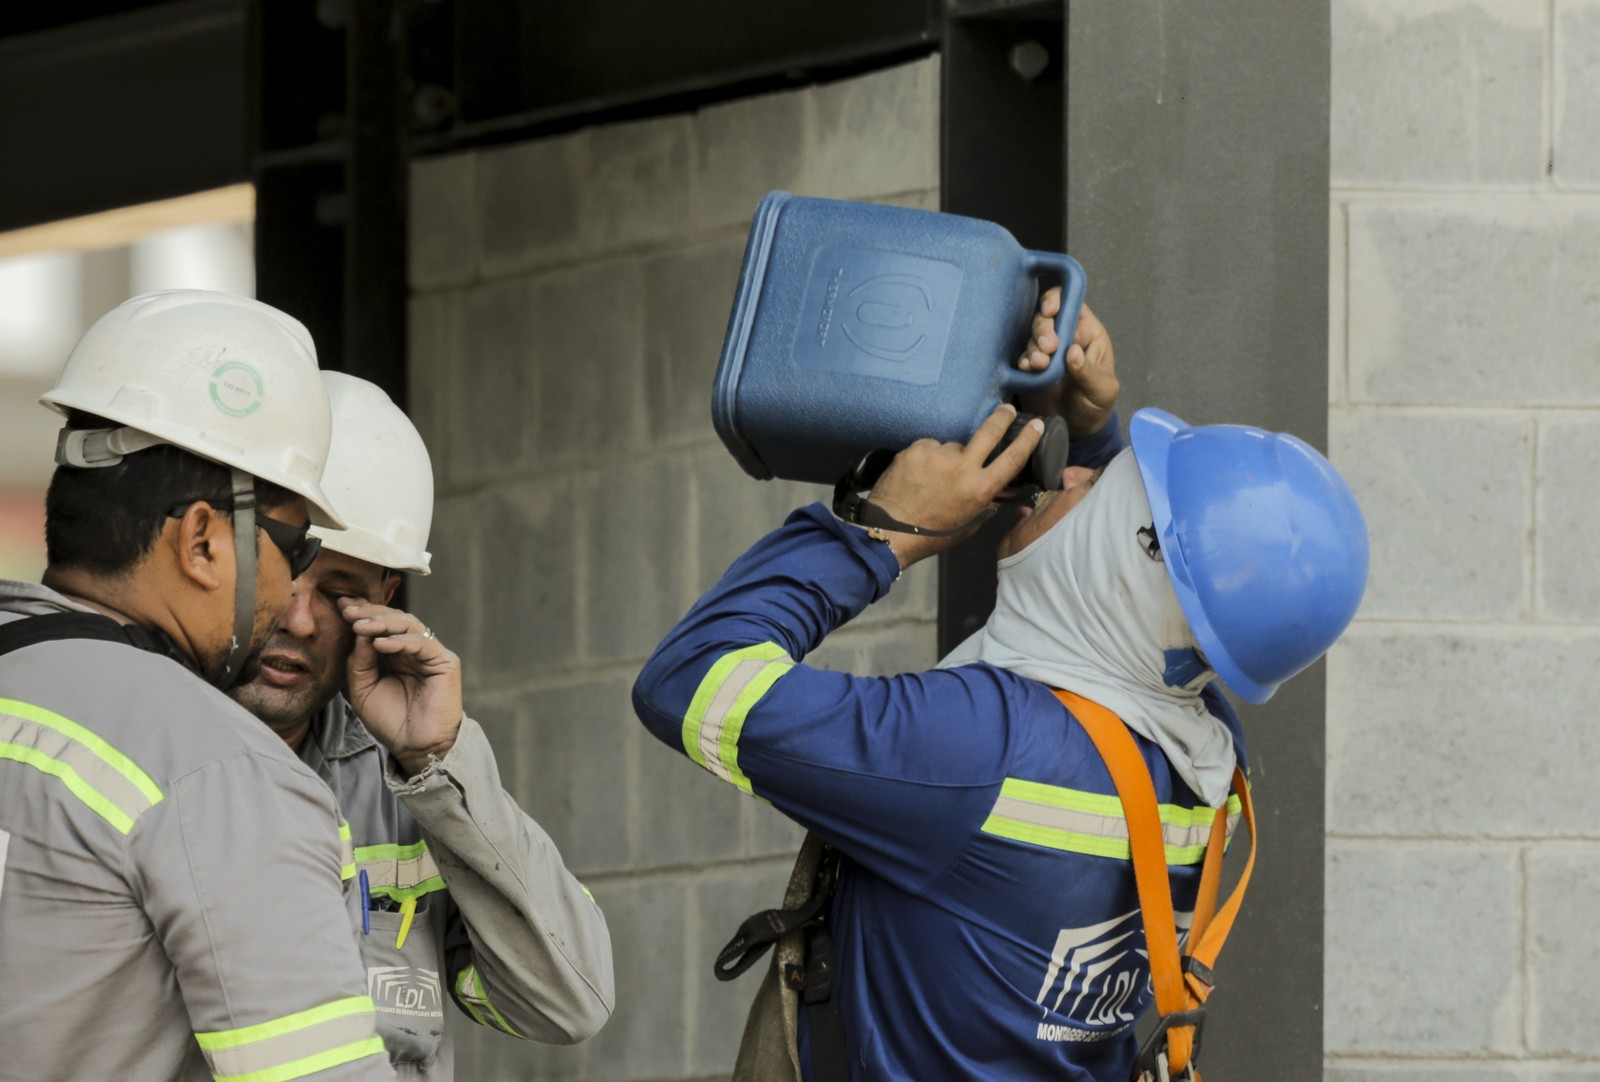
1053 690 1257 1081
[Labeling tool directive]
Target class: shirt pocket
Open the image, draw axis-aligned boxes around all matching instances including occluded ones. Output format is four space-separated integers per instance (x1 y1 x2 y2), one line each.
358 902 447 1066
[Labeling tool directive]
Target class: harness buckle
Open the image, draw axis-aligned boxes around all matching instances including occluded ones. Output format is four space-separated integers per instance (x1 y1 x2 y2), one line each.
1131 1006 1206 1082
1136 1051 1198 1082
1182 955 1214 990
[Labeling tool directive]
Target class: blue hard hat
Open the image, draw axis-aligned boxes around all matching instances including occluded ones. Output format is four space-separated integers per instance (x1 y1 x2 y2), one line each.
1129 408 1369 704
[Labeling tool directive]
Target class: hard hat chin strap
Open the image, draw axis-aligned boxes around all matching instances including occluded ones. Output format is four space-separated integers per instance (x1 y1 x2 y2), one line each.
55 427 261 687
215 468 257 690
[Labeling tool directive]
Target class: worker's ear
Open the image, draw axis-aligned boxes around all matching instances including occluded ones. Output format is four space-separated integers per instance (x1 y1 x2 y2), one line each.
170 503 229 591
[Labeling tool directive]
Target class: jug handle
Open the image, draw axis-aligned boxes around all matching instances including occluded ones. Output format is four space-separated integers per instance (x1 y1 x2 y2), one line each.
1000 251 1089 395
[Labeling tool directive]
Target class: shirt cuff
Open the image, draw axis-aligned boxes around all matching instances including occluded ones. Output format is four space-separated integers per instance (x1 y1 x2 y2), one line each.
1066 411 1125 469
806 502 903 591
385 721 468 796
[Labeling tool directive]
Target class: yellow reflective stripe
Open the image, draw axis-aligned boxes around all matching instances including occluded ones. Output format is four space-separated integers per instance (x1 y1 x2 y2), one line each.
0 697 162 806
998 777 1242 829
196 996 377 1050
367 875 445 902
453 967 492 1030
196 997 382 1082
0 698 164 834
352 840 428 863
477 976 525 1040
682 643 793 793
981 777 1241 865
338 821 355 881
212 1038 387 1082
683 643 789 772
0 743 134 834
352 840 445 901
717 662 790 796
454 965 525 1040
999 776 1122 816
982 814 1135 860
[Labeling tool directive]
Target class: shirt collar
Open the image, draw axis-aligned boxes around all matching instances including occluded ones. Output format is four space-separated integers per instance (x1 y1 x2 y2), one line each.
0 578 102 616
306 693 380 761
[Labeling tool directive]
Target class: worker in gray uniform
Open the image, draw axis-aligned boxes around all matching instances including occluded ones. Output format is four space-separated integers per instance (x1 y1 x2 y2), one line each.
229 372 614 1077
0 291 399 1081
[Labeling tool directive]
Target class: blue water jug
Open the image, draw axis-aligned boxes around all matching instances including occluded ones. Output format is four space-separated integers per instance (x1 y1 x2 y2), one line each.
712 190 1086 487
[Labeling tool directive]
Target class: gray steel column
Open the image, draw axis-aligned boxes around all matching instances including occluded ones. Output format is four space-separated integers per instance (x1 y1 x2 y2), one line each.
1066 5 1331 1077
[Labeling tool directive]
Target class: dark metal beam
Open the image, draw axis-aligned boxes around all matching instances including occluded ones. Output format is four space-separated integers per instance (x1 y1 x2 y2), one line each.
344 0 407 407
248 0 345 376
249 0 407 410
937 0 1066 657
0 0 247 233
437 0 934 150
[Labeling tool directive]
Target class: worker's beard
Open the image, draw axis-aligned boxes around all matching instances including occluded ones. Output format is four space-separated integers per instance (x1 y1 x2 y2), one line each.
232 640 268 688
206 585 280 690
228 629 346 740
199 631 269 691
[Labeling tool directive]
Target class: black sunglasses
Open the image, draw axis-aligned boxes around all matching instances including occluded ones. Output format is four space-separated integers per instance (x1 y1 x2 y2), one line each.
166 499 322 578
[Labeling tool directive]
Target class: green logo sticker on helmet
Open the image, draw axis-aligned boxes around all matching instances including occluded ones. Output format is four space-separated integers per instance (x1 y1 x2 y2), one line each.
210 361 265 418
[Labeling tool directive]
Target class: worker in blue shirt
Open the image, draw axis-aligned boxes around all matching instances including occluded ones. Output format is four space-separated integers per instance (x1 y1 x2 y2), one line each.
633 301 1368 1081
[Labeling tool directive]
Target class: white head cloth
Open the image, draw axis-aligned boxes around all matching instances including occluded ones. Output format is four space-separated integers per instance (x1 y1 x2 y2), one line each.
939 448 1236 807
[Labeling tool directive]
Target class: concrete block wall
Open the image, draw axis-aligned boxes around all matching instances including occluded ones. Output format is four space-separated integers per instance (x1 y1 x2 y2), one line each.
407 58 942 1081
1328 3 1600 1077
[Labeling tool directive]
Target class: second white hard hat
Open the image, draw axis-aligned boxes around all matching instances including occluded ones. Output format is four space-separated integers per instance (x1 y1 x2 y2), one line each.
41 289 346 528
310 371 434 574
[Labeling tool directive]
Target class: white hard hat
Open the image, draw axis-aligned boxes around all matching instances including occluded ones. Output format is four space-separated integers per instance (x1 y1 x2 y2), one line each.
309 372 434 574
40 290 345 528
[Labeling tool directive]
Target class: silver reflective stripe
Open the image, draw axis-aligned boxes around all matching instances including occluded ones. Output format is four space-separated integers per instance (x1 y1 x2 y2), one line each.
202 1011 378 1078
991 793 1127 843
195 996 384 1081
356 847 441 892
454 964 524 1039
0 707 160 834
395 847 436 890
0 827 10 905
988 796 1234 852
453 966 492 1030
982 777 1240 864
697 656 782 783
681 643 793 796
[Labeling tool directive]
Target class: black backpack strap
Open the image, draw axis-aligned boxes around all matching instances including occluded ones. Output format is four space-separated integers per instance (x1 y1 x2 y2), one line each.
715 881 835 982
800 915 851 1082
0 612 189 667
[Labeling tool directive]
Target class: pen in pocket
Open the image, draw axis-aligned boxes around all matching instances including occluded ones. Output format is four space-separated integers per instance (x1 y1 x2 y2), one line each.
396 895 417 950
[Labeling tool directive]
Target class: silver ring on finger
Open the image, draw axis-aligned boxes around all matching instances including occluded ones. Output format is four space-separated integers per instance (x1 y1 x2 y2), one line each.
421 627 435 640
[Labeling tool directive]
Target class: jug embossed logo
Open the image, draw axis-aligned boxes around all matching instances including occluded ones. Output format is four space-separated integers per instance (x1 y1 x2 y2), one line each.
793 246 962 387
814 266 846 348
842 274 931 362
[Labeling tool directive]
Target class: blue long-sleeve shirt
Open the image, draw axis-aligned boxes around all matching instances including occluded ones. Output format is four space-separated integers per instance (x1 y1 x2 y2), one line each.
634 418 1246 1081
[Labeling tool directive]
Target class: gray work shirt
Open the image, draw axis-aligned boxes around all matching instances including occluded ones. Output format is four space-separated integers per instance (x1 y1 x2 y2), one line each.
303 694 613 1078
0 581 397 1082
